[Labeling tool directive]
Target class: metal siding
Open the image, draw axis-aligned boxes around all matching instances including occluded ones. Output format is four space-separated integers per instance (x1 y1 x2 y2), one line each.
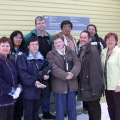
0 0 120 45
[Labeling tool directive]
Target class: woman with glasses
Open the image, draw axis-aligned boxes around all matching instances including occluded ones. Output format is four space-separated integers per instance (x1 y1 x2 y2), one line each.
17 36 49 120
101 32 120 120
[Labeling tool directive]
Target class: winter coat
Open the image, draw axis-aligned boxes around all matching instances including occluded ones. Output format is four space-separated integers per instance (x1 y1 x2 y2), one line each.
46 46 81 93
17 52 46 99
77 44 104 101
0 55 18 107
101 46 120 90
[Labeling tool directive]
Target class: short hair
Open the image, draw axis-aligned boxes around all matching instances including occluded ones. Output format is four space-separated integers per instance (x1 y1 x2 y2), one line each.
60 20 73 29
28 35 39 46
35 16 45 25
0 37 13 49
80 30 91 39
52 33 64 44
104 32 118 45
87 24 97 32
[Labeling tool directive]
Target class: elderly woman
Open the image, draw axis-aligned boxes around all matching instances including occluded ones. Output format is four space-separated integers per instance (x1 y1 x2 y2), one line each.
101 33 120 120
9 30 26 120
0 37 21 120
46 33 81 120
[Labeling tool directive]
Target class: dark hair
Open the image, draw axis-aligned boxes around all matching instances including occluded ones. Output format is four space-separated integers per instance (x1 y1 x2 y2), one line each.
60 20 73 29
0 37 13 49
104 32 118 45
52 33 64 44
26 35 39 56
87 24 97 33
10 30 26 52
80 30 91 38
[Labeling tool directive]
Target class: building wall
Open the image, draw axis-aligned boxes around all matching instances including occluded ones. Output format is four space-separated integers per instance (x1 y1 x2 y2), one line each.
0 0 120 44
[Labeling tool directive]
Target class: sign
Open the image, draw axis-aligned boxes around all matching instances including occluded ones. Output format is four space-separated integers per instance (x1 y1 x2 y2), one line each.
43 15 89 33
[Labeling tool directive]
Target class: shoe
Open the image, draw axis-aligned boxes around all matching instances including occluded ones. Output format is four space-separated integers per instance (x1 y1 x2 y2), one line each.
42 111 56 119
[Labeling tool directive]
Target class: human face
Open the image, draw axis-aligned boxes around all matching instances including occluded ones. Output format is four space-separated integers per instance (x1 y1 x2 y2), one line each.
0 42 10 57
28 41 39 54
13 33 22 48
54 38 65 50
61 24 72 36
35 20 46 31
80 32 90 48
87 26 96 38
106 36 117 50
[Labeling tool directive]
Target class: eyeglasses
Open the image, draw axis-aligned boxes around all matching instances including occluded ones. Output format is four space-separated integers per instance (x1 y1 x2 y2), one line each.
63 25 71 29
30 44 39 47
14 36 22 40
106 39 115 42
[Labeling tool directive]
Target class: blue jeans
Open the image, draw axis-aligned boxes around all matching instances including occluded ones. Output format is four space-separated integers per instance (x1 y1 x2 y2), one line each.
53 86 77 120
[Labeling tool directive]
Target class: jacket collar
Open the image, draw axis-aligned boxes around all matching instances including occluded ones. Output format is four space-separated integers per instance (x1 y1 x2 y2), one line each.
27 50 44 60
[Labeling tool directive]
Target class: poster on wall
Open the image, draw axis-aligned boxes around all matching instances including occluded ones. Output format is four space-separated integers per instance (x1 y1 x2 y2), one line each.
43 15 89 33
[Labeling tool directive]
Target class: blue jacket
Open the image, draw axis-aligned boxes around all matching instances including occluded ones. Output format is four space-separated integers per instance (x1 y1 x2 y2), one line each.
0 56 18 107
17 51 46 99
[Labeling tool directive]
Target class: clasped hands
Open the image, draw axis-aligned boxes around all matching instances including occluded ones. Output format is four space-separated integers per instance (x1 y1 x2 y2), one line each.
66 72 74 80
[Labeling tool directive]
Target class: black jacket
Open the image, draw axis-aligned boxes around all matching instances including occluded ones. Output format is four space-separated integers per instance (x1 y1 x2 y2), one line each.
77 44 104 101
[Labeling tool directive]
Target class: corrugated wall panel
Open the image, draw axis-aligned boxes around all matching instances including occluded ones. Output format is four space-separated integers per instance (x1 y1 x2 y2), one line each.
0 0 120 45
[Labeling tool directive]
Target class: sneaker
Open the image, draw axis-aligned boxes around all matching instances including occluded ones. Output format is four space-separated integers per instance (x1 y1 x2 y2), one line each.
42 111 56 119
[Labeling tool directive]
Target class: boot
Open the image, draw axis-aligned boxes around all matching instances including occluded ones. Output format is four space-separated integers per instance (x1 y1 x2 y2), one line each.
42 111 56 119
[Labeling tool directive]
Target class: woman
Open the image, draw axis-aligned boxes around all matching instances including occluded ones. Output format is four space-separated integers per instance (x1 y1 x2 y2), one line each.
10 30 26 120
101 33 120 120
0 37 21 120
17 35 49 120
46 33 81 120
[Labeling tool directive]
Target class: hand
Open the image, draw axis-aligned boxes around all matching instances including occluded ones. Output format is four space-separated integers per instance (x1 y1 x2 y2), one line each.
115 86 120 93
66 72 74 80
43 75 49 80
35 81 43 88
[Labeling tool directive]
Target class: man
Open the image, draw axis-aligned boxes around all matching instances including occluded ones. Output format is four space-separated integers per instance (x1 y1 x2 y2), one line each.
77 30 104 120
87 24 106 54
60 20 78 54
24 16 56 119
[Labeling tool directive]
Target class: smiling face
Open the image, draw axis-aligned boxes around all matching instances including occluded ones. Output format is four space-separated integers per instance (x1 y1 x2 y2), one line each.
80 32 90 49
87 26 96 38
54 38 65 50
106 36 117 50
0 42 10 57
13 33 22 48
35 20 46 31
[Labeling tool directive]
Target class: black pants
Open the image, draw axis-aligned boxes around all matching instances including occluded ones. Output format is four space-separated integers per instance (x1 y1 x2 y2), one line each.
13 97 23 120
84 99 101 120
0 105 14 120
22 98 41 120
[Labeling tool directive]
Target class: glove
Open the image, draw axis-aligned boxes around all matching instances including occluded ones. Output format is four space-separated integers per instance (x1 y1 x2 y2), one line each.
12 87 22 99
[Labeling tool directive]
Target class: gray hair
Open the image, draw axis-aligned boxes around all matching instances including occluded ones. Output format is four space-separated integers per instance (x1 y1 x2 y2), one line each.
35 16 45 25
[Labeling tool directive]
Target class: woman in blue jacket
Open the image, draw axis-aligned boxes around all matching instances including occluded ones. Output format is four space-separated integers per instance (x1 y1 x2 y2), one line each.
17 36 49 120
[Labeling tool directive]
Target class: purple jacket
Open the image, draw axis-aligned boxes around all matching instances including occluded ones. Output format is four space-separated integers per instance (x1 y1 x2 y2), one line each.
0 55 18 107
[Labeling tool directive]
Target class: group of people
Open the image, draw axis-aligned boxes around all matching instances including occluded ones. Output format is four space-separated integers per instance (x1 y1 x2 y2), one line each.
0 15 120 120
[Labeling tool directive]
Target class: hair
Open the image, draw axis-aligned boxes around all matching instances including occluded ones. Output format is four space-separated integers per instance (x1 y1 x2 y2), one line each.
26 35 39 56
0 37 13 49
35 16 45 25
52 33 64 44
80 30 91 39
104 32 118 45
10 30 26 52
87 24 97 33
60 20 73 29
